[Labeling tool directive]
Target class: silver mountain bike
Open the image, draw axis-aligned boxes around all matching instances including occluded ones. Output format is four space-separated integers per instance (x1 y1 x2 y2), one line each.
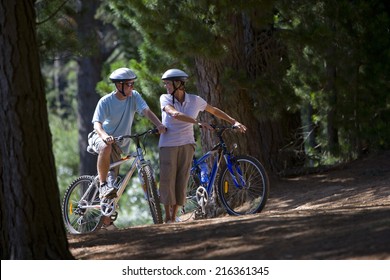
62 128 163 234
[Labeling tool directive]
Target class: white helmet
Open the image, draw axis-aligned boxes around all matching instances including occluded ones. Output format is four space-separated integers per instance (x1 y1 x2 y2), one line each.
161 69 188 81
109 68 137 82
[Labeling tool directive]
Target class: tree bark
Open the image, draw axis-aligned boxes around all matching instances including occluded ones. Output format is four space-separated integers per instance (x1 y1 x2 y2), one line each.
194 12 302 175
75 0 104 176
0 0 73 259
325 59 339 155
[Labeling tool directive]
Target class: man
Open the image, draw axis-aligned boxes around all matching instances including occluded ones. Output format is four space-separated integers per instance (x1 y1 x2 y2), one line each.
88 67 166 229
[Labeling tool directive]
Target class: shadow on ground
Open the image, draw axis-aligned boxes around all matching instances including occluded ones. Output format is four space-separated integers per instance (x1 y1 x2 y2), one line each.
68 151 390 260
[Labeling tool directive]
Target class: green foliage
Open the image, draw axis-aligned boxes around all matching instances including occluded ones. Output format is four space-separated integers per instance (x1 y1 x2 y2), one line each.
41 0 390 211
116 180 155 227
49 113 79 198
35 0 81 60
277 0 390 161
43 59 79 197
108 0 299 124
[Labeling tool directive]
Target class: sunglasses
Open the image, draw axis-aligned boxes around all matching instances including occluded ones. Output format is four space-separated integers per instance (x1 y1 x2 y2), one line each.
123 81 135 87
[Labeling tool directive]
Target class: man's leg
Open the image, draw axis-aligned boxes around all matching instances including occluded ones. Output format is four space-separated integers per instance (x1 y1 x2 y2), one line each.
97 143 111 184
96 143 116 199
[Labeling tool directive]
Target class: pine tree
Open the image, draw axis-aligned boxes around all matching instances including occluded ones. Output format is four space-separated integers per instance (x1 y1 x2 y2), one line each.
0 0 73 259
277 0 390 160
109 0 304 173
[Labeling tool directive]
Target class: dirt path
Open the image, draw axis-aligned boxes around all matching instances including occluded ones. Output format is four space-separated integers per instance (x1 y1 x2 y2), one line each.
68 151 390 259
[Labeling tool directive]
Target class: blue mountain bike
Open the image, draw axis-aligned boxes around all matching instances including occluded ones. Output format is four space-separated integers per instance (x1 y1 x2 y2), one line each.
181 125 269 219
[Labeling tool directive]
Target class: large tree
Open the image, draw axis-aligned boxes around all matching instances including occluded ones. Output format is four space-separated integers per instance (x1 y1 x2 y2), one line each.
0 0 73 259
110 0 303 173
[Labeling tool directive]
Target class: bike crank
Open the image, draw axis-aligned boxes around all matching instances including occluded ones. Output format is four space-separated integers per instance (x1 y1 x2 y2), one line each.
100 198 116 216
195 186 208 215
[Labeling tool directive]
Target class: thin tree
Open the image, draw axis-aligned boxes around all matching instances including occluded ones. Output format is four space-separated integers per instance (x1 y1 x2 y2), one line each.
75 0 121 176
0 0 73 259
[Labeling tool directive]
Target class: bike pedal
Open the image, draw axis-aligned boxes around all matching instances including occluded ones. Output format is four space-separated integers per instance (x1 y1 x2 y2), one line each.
194 209 205 220
110 211 118 222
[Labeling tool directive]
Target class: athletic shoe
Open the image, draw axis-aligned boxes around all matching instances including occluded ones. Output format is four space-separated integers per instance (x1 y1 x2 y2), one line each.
99 182 117 199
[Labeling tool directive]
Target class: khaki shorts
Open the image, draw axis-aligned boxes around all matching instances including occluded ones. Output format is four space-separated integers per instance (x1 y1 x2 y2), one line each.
87 130 122 176
159 144 195 205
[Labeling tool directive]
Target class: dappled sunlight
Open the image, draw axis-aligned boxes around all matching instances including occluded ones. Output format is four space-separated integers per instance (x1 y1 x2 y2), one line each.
68 152 390 260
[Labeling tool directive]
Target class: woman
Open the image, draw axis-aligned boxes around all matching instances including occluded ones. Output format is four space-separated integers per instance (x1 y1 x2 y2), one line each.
158 69 246 223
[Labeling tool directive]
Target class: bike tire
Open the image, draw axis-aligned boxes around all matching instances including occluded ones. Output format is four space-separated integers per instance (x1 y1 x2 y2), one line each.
62 175 103 234
140 165 163 224
217 155 269 215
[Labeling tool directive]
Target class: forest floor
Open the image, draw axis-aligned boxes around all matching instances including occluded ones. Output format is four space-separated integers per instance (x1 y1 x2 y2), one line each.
67 151 390 260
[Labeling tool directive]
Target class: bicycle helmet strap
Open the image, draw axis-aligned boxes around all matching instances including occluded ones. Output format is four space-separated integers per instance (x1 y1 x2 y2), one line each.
118 82 126 97
170 81 184 105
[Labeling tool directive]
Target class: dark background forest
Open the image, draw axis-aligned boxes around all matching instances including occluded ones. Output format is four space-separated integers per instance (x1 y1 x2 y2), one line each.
1 0 389 259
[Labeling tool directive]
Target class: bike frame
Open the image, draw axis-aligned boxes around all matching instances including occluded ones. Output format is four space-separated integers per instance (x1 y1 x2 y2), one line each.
181 125 270 219
191 127 246 199
62 128 163 233
192 145 221 197
79 132 154 215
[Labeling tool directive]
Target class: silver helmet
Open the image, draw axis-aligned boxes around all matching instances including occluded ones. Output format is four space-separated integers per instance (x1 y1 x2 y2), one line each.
161 69 188 81
109 68 137 82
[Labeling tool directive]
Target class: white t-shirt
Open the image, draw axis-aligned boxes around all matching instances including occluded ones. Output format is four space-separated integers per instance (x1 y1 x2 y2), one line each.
159 93 207 147
92 91 148 153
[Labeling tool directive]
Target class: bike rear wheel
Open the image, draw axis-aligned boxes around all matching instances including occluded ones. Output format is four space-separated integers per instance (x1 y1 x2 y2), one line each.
217 155 269 215
62 175 103 234
140 165 163 224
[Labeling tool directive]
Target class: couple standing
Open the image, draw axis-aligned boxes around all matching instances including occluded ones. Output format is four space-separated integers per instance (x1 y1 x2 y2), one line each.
89 67 246 228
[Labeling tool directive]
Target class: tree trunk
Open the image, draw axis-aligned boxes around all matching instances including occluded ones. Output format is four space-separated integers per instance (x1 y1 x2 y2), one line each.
194 12 302 175
77 58 101 176
0 0 73 259
75 1 104 176
325 62 339 155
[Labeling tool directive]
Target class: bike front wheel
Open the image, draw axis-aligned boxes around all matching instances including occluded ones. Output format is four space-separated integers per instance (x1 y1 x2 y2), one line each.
180 173 201 220
140 165 163 224
62 175 103 234
217 155 269 215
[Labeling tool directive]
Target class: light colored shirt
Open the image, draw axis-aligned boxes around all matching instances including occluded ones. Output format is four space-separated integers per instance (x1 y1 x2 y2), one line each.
92 90 148 153
159 93 207 147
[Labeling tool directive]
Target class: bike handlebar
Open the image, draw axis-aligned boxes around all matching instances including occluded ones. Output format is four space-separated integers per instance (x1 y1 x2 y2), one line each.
210 124 238 130
114 128 159 142
205 124 241 139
